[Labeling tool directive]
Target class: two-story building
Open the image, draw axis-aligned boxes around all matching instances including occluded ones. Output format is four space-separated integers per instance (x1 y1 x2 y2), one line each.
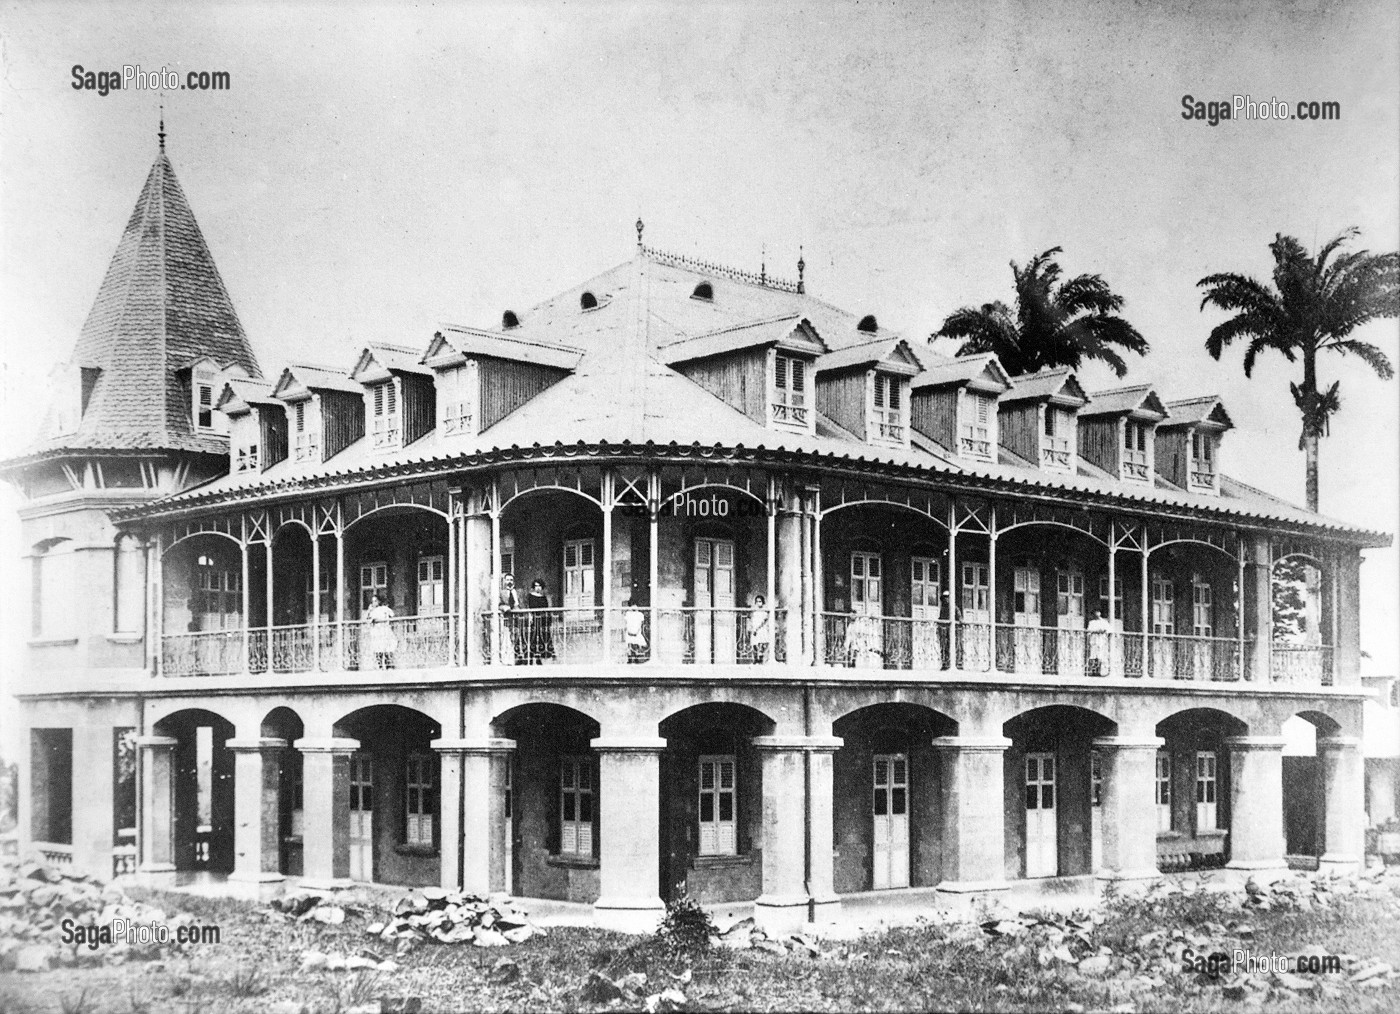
5 138 1389 932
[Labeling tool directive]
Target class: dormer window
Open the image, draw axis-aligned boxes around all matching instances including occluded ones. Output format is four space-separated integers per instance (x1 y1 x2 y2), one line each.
870 373 906 444
772 353 810 430
502 310 520 329
959 389 995 460
691 282 714 301
235 444 260 472
580 291 599 311
1190 431 1215 487
438 363 476 436
371 382 400 448
1123 420 1151 479
292 400 318 462
1041 408 1072 470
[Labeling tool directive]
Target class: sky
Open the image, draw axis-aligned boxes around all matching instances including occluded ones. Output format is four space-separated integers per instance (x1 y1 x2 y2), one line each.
0 0 1397 721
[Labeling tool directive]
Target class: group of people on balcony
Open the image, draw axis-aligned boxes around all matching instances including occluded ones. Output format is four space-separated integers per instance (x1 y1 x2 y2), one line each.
496 574 559 664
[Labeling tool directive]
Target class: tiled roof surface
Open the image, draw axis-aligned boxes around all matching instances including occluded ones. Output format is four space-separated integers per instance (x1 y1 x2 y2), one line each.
27 152 262 457
277 364 365 396
662 315 823 365
1003 367 1089 405
364 343 432 376
1082 384 1167 418
1160 396 1233 429
910 353 1008 391
121 247 1386 545
814 338 920 375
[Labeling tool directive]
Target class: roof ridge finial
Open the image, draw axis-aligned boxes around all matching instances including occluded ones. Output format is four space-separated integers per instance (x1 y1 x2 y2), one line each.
797 245 805 294
158 104 166 153
636 217 644 248
761 243 766 285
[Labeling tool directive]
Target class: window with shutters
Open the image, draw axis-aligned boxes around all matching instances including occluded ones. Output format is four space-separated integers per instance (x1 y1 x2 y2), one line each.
1098 575 1124 621
194 382 216 431
293 401 319 461
1040 407 1072 469
562 538 596 618
959 390 994 459
1122 420 1150 479
1191 574 1214 636
870 373 905 443
772 353 810 430
1195 751 1218 831
439 365 475 436
372 382 400 448
1190 431 1216 487
405 752 436 848
417 555 445 615
1156 750 1173 832
1150 574 1175 634
303 566 333 621
698 755 737 856
193 555 242 631
559 756 594 857
235 443 260 472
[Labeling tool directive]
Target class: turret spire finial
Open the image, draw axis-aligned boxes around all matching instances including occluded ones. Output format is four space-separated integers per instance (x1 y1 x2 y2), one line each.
797 245 806 294
636 218 644 248
158 105 166 153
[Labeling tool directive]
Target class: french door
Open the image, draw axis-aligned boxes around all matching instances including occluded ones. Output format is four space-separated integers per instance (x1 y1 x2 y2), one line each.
1025 752 1057 877
872 754 910 889
348 753 374 882
910 556 942 670
1012 564 1041 673
960 561 991 669
849 551 883 667
1056 565 1086 676
1150 574 1176 678
693 538 736 663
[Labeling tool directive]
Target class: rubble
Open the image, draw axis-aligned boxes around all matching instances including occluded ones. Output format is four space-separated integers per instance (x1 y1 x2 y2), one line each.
363 888 544 949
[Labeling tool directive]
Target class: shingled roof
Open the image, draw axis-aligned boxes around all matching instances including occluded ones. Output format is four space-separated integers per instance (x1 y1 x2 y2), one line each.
25 144 261 457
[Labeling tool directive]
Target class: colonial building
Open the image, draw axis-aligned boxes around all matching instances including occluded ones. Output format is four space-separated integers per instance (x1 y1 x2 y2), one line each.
5 138 1389 932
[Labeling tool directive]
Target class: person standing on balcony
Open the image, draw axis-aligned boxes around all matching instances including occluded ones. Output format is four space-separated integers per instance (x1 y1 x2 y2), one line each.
748 594 771 664
366 593 397 669
498 574 522 666
526 579 555 664
624 599 648 663
1088 610 1112 677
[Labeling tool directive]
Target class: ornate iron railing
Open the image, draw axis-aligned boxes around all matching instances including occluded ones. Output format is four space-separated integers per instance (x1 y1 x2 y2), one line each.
1271 643 1334 686
820 613 951 671
160 629 246 676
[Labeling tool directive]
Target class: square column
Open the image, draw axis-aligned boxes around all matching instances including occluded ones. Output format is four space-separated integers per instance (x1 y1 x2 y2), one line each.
591 737 666 933
226 738 287 899
775 511 803 665
807 737 843 922
752 735 843 932
932 736 1011 902
295 737 358 889
1093 736 1165 883
1224 736 1288 873
1319 736 1365 873
136 736 178 886
1246 536 1271 681
464 512 492 664
434 738 515 893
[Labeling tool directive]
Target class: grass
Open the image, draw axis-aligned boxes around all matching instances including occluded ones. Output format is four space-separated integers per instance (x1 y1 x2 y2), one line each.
2 879 1399 1013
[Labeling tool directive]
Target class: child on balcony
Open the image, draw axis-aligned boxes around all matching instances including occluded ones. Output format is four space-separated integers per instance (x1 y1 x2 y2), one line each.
624 599 648 663
748 594 771 663
366 593 397 669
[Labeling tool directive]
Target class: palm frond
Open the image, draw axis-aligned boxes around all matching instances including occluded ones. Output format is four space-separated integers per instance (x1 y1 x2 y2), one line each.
1328 340 1396 380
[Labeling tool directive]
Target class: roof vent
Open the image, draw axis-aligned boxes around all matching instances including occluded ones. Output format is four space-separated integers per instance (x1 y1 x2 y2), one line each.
502 310 520 329
580 291 599 311
857 314 878 333
692 282 714 301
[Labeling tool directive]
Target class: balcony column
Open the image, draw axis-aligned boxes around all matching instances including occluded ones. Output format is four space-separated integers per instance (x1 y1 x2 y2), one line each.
592 736 666 931
1236 549 1247 681
648 472 660 663
464 497 492 664
149 535 164 673
1107 541 1121 676
933 735 1011 903
1334 549 1361 686
1223 736 1287 873
295 737 358 889
602 472 614 664
946 502 958 668
987 514 998 671
1247 535 1271 682
445 500 457 665
433 738 515 892
1092 736 1164 883
136 736 178 885
241 537 252 672
456 510 468 664
311 527 321 671
776 500 803 666
334 526 346 669
226 738 287 899
765 482 777 661
491 487 504 663
1141 543 1151 671
811 493 824 666
1318 736 1365 873
265 537 274 650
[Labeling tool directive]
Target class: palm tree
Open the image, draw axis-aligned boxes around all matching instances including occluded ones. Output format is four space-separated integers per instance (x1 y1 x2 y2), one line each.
1198 228 1399 511
933 247 1149 377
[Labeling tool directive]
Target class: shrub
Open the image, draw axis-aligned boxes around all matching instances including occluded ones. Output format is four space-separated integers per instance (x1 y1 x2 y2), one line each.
656 892 715 955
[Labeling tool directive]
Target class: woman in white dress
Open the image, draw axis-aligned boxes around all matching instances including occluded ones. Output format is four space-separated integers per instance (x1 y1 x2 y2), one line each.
366 593 397 669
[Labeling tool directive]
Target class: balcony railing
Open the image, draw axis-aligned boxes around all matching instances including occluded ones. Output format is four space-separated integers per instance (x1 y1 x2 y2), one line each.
479 607 788 666
163 614 457 675
1271 643 1334 687
820 613 951 670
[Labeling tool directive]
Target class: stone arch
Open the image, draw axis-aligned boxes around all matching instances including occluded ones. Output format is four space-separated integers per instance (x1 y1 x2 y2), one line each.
152 708 237 875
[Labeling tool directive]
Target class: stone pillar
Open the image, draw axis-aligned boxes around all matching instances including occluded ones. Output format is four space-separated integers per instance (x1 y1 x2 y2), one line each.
752 736 841 932
296 737 358 889
1334 549 1361 686
136 736 178 885
114 534 145 634
1319 736 1365 873
1222 736 1288 873
435 738 515 893
807 737 842 922
933 736 1011 902
776 510 803 666
1093 736 1164 883
592 737 666 932
226 738 287 898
